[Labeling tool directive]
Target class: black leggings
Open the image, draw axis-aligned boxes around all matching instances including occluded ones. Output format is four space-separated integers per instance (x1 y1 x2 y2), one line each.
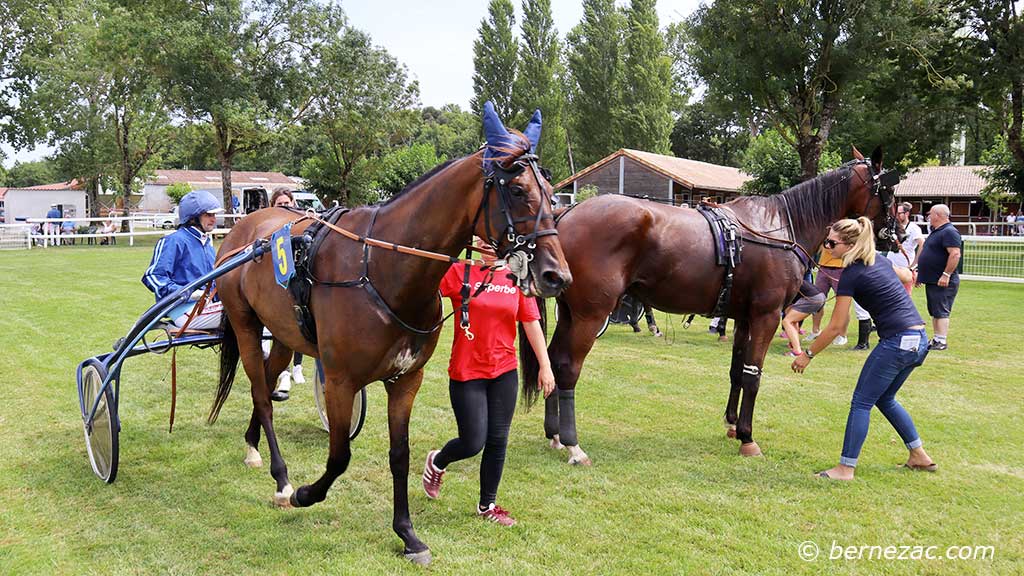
433 369 518 508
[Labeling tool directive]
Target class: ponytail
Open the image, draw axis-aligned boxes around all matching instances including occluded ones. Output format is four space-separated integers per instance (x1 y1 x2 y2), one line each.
831 217 876 266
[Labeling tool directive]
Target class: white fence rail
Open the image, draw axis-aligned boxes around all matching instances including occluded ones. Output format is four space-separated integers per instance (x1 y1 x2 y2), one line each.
4 214 245 248
960 235 1024 283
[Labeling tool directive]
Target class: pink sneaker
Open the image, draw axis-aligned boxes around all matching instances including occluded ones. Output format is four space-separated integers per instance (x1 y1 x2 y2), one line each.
422 450 445 499
477 503 516 526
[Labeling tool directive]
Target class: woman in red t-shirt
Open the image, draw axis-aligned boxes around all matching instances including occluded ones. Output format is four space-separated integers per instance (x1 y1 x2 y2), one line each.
422 240 555 527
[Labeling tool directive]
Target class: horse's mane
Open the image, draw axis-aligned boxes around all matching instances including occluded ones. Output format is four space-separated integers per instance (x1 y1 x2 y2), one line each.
757 166 854 233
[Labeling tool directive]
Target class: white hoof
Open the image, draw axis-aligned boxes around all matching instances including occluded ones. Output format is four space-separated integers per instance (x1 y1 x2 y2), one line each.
273 484 294 508
567 445 592 466
549 435 565 450
244 445 263 468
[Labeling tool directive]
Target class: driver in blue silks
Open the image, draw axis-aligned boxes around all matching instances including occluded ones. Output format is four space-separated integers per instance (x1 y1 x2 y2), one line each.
141 190 225 330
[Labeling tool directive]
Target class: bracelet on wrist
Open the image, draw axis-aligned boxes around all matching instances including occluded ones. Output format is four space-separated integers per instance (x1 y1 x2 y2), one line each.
804 349 815 359
941 271 951 277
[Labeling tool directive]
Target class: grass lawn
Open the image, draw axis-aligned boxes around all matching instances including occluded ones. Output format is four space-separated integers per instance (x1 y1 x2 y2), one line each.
1 244 1021 575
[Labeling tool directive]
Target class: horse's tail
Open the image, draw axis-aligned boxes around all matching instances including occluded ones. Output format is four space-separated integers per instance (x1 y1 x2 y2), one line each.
208 312 240 424
519 295 548 410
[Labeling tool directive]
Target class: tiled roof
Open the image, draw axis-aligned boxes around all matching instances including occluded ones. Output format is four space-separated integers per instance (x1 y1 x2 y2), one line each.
149 170 296 187
21 179 83 191
555 148 751 193
894 165 991 198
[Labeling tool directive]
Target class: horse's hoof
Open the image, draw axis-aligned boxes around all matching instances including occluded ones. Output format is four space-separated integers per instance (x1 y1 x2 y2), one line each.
550 437 566 450
273 484 294 508
244 446 263 468
726 427 737 439
404 549 432 566
568 455 593 466
739 442 763 457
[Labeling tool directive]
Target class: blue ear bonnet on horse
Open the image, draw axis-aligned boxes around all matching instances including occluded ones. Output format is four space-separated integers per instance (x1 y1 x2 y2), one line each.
482 101 542 174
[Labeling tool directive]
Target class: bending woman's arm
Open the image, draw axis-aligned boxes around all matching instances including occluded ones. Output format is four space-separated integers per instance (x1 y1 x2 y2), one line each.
791 296 852 373
521 320 555 398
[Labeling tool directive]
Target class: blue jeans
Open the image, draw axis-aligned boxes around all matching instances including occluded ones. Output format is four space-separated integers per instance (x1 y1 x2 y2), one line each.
840 328 929 467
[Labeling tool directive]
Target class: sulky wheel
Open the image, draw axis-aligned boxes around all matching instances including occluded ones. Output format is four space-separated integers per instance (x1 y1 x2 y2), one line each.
78 361 119 483
313 359 366 440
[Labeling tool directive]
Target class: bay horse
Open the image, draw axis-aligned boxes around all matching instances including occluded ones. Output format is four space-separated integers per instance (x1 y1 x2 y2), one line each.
521 147 898 465
208 102 570 564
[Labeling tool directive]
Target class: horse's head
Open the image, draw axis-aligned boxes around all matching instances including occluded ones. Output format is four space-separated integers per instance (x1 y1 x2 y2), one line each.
846 146 902 253
477 101 571 297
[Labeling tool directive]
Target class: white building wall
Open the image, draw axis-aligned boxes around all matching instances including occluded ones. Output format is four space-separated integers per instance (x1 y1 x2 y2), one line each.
5 189 87 221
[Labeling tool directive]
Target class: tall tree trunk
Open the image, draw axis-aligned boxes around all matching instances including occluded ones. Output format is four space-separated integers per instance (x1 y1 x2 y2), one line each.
214 120 235 216
1009 77 1024 166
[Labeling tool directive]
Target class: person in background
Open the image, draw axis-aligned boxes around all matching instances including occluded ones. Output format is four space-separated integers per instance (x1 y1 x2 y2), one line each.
916 204 961 351
887 202 925 293
792 217 936 481
807 243 849 346
422 237 555 527
45 204 61 237
141 191 225 330
266 188 306 401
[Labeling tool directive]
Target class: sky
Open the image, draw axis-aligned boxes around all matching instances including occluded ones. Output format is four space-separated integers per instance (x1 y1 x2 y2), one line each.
1 0 702 169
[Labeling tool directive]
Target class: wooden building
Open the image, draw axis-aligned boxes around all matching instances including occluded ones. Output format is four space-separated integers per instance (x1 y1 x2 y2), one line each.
554 148 751 207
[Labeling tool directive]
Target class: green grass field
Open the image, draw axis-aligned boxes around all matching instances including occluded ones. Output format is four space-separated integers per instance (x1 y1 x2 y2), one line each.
1 244 1022 575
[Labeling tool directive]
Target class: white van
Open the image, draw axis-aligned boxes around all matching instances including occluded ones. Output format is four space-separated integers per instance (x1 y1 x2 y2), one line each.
291 191 325 212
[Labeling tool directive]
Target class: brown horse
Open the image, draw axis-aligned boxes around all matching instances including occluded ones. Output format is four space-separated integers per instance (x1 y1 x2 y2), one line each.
208 103 570 564
521 147 897 465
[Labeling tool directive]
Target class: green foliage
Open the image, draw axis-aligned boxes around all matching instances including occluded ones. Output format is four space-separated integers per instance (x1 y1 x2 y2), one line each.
512 0 570 182
741 129 841 196
574 183 599 203
154 0 345 208
414 105 481 160
688 0 930 179
304 27 420 206
566 0 626 168
370 143 446 200
979 135 1024 211
471 0 519 121
165 182 192 206
671 101 749 167
619 0 672 155
4 159 63 188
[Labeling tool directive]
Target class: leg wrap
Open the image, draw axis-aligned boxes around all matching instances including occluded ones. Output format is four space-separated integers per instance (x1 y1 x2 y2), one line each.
557 389 578 446
544 393 559 439
742 364 761 377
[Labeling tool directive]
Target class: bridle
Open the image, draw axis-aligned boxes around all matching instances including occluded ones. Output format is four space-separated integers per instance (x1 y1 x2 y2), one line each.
848 158 902 251
472 151 559 292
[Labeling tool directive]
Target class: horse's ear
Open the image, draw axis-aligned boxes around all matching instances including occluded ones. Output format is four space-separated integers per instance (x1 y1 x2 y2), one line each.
523 109 542 154
852 146 864 161
870 146 884 171
482 101 509 146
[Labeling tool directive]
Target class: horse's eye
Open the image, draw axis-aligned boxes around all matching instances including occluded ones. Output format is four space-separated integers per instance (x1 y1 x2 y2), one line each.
510 185 526 197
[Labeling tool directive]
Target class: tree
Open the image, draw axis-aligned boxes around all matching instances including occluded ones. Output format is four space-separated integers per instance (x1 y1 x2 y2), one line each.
1 0 56 149
156 0 343 210
370 143 445 200
620 0 673 154
414 105 481 160
688 0 932 181
512 0 569 180
5 159 63 188
566 0 626 168
670 100 749 167
303 27 420 206
165 181 192 205
471 0 519 121
740 128 841 195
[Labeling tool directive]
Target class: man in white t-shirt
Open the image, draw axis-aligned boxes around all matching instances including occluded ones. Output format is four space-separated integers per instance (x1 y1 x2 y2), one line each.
887 202 925 290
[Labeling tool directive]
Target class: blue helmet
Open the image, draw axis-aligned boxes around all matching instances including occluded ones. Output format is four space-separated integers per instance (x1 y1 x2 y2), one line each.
178 191 224 225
